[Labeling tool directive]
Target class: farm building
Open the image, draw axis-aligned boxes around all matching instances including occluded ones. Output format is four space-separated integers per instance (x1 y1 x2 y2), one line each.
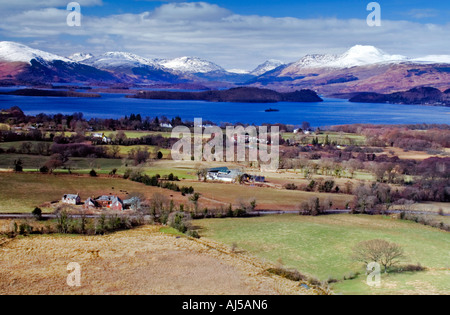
96 195 124 211
91 132 111 143
84 197 98 209
206 167 242 182
62 194 81 205
123 197 141 211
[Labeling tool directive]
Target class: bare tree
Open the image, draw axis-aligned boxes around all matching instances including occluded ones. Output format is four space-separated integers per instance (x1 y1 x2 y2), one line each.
352 239 405 273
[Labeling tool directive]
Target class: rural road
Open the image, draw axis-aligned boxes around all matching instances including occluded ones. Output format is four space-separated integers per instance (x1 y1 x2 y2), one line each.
0 210 447 219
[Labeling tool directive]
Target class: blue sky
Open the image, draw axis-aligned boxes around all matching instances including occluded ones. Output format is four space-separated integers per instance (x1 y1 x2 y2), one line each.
83 0 449 24
0 0 449 69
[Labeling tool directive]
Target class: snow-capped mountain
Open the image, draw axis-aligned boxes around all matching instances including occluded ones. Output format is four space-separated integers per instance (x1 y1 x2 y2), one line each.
412 55 450 64
79 52 161 69
1 41 449 91
68 52 94 63
251 59 285 76
290 45 407 70
0 41 71 65
159 57 225 74
227 69 250 74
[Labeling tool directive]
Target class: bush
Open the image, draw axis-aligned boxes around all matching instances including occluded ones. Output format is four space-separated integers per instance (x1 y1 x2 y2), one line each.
285 183 298 190
169 212 190 233
89 169 97 177
56 210 71 234
32 207 42 220
186 229 200 238
19 222 33 235
392 263 426 273
39 165 49 174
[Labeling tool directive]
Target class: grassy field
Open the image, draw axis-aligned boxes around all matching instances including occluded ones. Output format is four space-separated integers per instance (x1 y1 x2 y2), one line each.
0 154 124 173
283 132 366 146
0 123 10 131
187 181 353 210
104 145 171 159
0 225 312 295
0 172 191 213
95 130 173 139
196 214 450 295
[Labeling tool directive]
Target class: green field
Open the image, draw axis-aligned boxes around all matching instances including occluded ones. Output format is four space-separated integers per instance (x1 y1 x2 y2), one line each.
282 132 366 146
196 214 450 295
95 130 173 139
0 153 123 173
104 145 171 159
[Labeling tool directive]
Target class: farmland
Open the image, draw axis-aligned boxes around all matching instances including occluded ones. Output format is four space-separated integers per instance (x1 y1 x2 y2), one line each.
0 225 313 295
0 172 191 213
196 214 450 295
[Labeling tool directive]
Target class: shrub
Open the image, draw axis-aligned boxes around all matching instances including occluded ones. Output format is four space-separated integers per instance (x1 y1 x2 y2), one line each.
169 212 189 233
19 222 33 235
89 169 97 177
186 229 200 238
285 183 298 190
56 210 70 234
393 263 426 273
39 165 49 173
32 207 42 220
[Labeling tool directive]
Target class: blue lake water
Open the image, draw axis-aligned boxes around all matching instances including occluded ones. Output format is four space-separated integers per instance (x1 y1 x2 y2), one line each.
0 92 449 127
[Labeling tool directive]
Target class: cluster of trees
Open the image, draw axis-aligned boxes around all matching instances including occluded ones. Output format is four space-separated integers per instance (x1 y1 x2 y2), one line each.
331 124 450 152
299 197 334 216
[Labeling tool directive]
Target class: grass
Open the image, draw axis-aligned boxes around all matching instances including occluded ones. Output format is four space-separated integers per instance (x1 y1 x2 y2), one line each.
283 132 366 146
0 154 123 173
0 123 10 131
0 225 311 295
104 145 171 159
196 214 450 295
187 181 353 210
95 130 173 139
0 172 191 213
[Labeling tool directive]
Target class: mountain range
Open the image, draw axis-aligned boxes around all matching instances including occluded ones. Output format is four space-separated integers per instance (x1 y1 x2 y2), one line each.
0 41 449 96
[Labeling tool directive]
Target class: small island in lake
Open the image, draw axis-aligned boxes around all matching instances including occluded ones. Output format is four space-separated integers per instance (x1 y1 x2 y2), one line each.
128 87 323 103
265 108 279 112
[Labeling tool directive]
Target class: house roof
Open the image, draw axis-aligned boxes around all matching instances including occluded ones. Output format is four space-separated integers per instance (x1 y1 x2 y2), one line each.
63 194 79 199
96 195 123 204
207 167 229 173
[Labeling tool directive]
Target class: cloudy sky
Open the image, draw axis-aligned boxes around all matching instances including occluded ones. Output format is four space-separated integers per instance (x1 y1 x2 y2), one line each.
0 0 449 70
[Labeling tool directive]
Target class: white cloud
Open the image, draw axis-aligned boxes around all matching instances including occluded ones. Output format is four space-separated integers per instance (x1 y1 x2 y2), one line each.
0 2 449 69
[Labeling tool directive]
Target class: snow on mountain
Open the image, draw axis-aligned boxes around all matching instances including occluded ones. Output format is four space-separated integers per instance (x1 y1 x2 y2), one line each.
159 57 225 73
251 59 285 76
227 69 250 74
412 55 450 64
0 41 71 64
80 52 160 69
291 45 407 70
68 52 94 63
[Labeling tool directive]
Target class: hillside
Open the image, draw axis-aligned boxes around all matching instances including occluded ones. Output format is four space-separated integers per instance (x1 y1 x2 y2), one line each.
0 88 101 98
349 87 450 106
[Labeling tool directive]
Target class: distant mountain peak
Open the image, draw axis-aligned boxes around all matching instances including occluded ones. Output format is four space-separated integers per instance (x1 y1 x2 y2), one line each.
78 51 161 69
291 45 407 70
159 56 225 73
251 59 285 76
0 41 71 64
68 52 94 63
